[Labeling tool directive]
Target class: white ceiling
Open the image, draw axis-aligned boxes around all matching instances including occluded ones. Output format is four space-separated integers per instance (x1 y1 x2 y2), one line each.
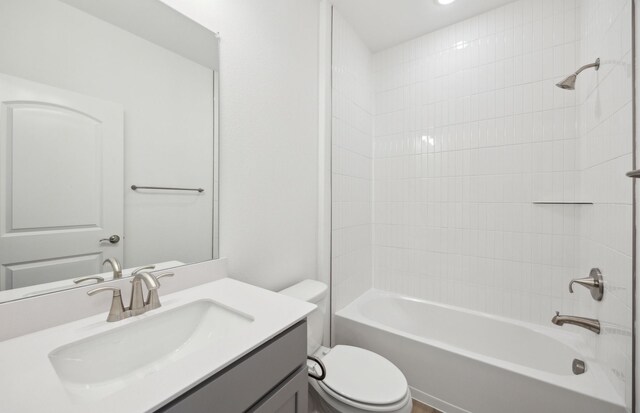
330 0 516 52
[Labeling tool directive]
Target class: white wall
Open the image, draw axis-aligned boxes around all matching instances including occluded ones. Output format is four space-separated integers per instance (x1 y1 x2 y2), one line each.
576 0 633 408
0 0 214 268
331 9 374 311
372 0 582 325
161 0 321 291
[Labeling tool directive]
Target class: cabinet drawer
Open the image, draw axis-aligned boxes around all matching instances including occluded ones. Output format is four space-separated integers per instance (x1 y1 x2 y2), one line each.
158 320 307 413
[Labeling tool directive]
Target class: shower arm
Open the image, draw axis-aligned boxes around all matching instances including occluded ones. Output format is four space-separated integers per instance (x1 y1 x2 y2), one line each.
573 58 600 75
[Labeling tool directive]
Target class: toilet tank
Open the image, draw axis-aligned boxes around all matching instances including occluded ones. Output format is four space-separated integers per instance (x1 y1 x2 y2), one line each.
279 279 327 354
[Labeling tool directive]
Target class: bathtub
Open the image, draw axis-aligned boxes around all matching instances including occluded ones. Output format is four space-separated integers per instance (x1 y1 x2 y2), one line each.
335 289 626 413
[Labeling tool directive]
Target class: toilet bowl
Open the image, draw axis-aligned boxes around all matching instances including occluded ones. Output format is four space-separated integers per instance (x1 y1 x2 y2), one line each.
279 280 412 413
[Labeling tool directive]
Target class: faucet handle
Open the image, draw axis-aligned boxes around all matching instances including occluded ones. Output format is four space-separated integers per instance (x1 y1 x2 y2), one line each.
87 286 120 296
568 268 603 301
132 265 155 276
142 273 173 310
569 278 597 293
87 287 127 322
73 276 104 285
143 273 173 310
155 272 174 281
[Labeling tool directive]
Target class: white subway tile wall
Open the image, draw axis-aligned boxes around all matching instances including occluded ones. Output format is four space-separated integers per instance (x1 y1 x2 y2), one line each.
331 10 374 311
576 0 632 408
372 0 583 327
330 0 633 408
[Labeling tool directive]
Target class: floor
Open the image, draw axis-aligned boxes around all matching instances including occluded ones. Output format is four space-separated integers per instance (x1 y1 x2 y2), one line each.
412 399 442 413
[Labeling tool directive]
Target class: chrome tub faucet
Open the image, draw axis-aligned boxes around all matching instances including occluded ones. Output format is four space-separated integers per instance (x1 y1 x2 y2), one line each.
552 311 600 334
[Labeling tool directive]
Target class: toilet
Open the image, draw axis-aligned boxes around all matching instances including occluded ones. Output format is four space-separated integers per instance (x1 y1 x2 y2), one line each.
279 280 412 413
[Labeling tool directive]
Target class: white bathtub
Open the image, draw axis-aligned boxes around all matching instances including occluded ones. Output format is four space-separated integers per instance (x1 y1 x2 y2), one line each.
335 290 626 413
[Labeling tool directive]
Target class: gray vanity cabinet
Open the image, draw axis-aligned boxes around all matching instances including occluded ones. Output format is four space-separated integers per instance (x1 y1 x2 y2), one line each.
157 320 308 413
250 367 307 413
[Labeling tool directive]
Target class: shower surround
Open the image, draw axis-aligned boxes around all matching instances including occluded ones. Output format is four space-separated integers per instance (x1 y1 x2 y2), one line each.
331 0 633 410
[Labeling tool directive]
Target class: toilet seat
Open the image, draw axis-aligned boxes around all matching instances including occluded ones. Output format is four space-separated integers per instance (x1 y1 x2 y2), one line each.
316 345 410 412
315 380 411 412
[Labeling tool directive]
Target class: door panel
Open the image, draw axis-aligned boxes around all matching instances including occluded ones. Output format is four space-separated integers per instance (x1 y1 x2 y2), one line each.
9 103 103 230
0 73 123 290
4 253 102 290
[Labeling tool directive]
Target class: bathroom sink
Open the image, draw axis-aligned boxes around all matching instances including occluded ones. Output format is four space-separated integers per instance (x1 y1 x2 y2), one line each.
48 299 254 401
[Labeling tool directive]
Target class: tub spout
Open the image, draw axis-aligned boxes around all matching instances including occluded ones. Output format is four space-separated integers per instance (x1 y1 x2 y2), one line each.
552 311 600 334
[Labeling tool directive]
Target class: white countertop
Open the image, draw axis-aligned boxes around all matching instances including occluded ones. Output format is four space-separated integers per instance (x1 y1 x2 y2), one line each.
0 278 315 413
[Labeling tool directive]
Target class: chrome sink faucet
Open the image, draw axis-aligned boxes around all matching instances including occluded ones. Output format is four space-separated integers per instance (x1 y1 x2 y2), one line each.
552 311 600 334
130 270 160 315
129 265 156 315
88 265 174 322
146 272 174 310
87 286 126 322
102 257 123 279
71 257 123 286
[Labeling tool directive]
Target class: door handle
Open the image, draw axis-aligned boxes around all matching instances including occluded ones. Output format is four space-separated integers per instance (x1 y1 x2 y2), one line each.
626 169 640 178
99 235 121 244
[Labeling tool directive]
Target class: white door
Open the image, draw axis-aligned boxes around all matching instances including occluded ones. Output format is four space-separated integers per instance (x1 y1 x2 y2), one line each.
0 73 124 290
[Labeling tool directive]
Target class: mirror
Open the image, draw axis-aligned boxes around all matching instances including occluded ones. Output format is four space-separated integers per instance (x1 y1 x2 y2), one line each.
0 0 219 303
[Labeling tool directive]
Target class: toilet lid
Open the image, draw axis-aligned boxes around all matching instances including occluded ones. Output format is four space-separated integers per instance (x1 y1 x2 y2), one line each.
318 345 408 406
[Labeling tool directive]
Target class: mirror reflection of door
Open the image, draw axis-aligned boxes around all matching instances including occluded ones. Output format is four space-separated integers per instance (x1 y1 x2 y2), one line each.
0 73 124 291
0 0 217 303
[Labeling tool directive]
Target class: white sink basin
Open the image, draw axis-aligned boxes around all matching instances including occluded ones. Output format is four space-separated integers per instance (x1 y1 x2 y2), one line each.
48 299 254 401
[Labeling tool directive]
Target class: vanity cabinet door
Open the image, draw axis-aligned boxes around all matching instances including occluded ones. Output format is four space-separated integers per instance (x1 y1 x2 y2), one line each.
249 367 307 413
157 320 307 413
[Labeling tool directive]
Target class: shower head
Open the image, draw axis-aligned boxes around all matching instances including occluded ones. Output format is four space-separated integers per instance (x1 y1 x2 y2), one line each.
555 58 600 90
556 74 577 90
